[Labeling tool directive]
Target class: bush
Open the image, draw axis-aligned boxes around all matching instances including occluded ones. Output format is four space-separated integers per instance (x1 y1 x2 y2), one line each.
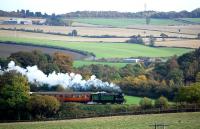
27 95 60 119
154 96 169 109
126 35 144 45
139 97 153 109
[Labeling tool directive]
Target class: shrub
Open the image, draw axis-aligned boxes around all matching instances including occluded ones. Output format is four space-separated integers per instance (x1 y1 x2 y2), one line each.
126 35 144 45
154 96 169 109
139 97 153 109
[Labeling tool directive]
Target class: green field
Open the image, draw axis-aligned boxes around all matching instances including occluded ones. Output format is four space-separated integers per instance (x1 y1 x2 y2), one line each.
0 37 192 58
124 95 144 105
0 112 199 129
74 60 132 68
73 18 183 27
181 18 200 23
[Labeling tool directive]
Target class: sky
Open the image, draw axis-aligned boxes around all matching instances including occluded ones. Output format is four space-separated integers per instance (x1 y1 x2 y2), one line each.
0 0 200 14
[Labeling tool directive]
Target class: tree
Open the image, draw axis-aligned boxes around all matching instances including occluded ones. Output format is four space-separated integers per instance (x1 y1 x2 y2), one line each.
146 16 151 25
196 72 200 83
154 96 169 109
27 95 60 119
45 15 66 26
9 50 60 74
72 29 78 36
119 64 145 78
160 33 168 41
198 33 200 39
139 97 153 109
149 35 156 47
167 68 184 86
126 35 144 45
53 52 73 73
176 82 200 103
0 57 9 69
0 71 30 120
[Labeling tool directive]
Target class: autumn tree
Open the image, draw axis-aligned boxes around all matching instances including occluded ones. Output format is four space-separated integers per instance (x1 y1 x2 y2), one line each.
27 95 60 119
0 71 30 120
119 64 145 78
53 52 73 73
9 50 60 74
196 72 200 83
139 97 153 109
176 82 200 103
154 96 169 109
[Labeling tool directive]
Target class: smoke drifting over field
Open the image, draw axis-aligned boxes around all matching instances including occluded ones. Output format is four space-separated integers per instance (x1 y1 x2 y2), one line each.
1 61 121 92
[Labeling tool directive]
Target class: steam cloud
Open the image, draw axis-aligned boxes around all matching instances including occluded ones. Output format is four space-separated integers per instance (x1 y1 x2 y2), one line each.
1 61 121 92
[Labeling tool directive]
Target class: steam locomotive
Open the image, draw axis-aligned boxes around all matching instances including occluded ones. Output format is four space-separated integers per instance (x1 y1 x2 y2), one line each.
31 92 125 104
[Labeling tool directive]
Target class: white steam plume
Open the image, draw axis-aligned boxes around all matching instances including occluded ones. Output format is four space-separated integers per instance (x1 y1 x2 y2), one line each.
2 61 121 92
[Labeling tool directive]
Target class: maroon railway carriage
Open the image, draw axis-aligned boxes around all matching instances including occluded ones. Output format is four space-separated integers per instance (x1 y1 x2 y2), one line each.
31 92 92 103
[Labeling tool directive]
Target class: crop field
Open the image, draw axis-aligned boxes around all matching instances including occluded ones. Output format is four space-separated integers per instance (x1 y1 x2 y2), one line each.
0 30 129 42
155 39 200 48
0 36 192 58
0 24 199 38
0 112 199 129
73 18 184 26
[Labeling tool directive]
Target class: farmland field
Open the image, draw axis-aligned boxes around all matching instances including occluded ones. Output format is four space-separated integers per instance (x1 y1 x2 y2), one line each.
181 18 200 23
0 37 192 58
74 60 131 68
0 24 199 38
0 112 199 129
73 18 184 26
155 39 200 48
0 43 87 60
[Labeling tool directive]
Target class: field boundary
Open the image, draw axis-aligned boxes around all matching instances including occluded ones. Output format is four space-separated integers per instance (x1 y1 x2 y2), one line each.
1 106 200 123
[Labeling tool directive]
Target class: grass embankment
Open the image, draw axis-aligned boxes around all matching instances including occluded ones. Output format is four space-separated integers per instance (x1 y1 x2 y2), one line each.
73 18 183 27
0 112 199 129
0 37 192 58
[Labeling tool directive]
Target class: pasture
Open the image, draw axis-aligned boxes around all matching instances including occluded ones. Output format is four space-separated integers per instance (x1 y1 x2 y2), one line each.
74 60 131 68
124 96 144 105
0 112 199 129
0 36 192 58
181 18 200 23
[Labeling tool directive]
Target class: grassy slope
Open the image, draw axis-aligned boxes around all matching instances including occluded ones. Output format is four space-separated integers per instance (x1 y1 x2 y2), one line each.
124 96 143 105
0 37 192 58
73 18 182 27
74 60 131 68
0 112 200 129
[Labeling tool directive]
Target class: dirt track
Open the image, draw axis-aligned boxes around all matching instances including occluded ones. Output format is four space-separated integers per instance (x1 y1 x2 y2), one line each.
0 43 87 60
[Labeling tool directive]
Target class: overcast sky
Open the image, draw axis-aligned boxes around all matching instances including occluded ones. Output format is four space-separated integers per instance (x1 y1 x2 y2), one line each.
1 0 200 14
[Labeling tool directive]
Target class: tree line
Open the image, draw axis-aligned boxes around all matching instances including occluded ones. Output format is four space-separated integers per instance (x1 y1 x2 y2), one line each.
0 8 200 19
63 9 200 18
